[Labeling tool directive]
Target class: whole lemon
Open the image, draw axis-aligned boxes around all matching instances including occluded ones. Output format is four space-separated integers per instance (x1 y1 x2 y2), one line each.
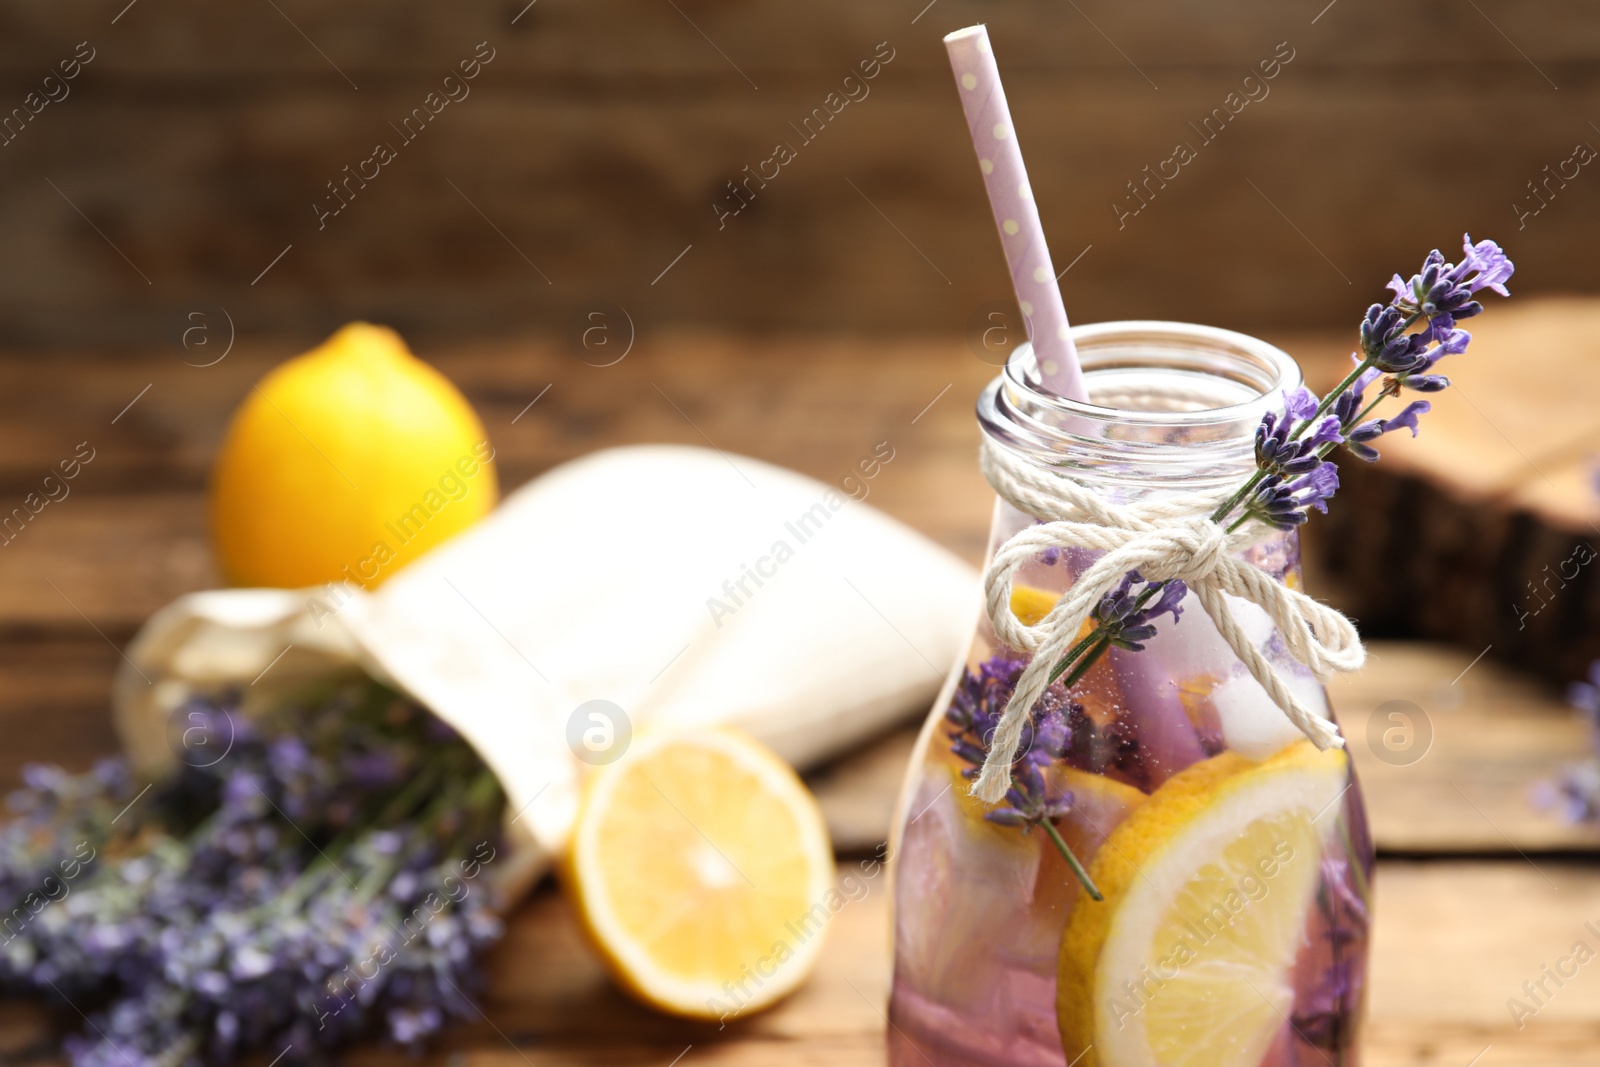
211 322 499 590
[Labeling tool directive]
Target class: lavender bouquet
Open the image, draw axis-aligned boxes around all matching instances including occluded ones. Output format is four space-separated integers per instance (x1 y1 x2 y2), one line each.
951 235 1515 893
0 678 505 1066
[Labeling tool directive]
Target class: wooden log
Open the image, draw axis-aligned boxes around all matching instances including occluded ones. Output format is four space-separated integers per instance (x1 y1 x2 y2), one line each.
1310 298 1600 688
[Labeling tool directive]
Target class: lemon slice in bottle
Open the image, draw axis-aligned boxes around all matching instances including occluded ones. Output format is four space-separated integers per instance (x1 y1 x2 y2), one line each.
1058 740 1348 1067
565 728 836 1019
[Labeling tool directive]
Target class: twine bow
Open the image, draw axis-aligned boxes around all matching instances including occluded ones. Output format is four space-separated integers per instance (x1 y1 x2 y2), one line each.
971 437 1366 804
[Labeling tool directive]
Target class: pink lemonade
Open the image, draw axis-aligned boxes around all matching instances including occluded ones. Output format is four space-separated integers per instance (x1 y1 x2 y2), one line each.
887 324 1373 1067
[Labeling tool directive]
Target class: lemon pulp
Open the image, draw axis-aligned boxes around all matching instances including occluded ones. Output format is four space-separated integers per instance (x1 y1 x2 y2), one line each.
566 729 835 1019
1058 741 1348 1067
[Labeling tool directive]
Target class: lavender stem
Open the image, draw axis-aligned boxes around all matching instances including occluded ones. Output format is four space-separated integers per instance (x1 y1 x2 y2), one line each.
1042 818 1103 901
1046 628 1107 687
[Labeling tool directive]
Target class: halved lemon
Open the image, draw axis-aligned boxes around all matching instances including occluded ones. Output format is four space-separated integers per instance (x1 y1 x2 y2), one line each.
1058 741 1348 1067
565 728 836 1019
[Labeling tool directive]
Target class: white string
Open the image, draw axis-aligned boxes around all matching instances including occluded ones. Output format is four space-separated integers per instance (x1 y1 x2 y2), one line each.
970 437 1365 804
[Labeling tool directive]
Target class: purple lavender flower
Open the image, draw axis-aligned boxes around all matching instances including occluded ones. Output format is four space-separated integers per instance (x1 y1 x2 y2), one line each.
1345 400 1432 462
1433 323 1472 355
1226 237 1511 535
1298 462 1340 511
1382 400 1429 437
1302 416 1344 449
946 573 1188 832
1282 386 1319 421
0 681 506 1066
946 654 1076 829
1359 304 1429 372
1382 320 1470 391
1388 249 1479 328
1399 372 1451 393
1384 235 1514 329
1090 571 1187 652
1535 763 1600 825
1325 239 1512 464
1363 239 1512 406
1460 233 1515 296
339 749 406 790
268 736 311 776
1329 362 1379 435
1246 460 1341 529
1256 406 1342 478
1343 423 1383 462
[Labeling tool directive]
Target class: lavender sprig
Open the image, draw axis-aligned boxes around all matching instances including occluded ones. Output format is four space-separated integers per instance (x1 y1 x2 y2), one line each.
1225 234 1513 531
970 236 1514 878
946 655 1074 829
949 574 1185 897
945 655 1103 898
1043 234 1511 664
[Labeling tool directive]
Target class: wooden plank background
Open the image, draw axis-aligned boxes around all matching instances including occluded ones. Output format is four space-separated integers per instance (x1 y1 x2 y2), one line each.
0 0 1595 348
2 0 1599 1049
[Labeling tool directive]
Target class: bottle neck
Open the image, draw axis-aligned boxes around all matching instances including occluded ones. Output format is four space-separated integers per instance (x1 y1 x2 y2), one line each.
977 321 1303 506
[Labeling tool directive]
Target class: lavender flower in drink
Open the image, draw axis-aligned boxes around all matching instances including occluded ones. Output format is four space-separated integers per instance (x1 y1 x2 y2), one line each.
1292 855 1370 1052
947 653 1075 829
945 652 1103 897
949 574 1182 814
950 574 1181 892
983 710 1073 831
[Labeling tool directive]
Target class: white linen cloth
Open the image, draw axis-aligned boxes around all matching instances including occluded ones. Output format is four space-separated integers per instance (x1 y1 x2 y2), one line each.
113 445 978 896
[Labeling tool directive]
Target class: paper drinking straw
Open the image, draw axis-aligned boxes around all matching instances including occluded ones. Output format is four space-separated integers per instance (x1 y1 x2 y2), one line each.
944 25 1087 401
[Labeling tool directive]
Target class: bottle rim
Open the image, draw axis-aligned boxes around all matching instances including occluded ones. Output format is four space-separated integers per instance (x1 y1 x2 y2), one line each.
978 320 1306 491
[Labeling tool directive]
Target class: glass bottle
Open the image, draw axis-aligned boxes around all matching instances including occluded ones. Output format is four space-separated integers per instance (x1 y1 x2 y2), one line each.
887 322 1372 1067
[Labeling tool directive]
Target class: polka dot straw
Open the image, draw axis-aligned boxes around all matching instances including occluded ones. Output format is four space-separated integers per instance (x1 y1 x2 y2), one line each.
945 24 1086 401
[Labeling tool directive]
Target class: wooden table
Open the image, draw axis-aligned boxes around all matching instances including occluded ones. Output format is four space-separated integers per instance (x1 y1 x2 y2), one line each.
1 330 1596 1065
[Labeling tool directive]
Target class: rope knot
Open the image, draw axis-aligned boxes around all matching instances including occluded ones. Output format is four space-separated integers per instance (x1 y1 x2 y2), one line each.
1141 517 1229 586
969 437 1365 805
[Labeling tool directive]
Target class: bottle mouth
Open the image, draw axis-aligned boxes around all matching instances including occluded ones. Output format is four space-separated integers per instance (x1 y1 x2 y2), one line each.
978 321 1305 493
